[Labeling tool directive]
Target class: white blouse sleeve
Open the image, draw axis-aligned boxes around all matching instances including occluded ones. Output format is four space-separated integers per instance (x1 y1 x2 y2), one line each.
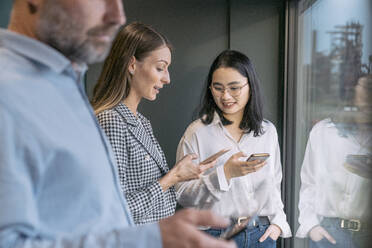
296 131 322 237
268 131 292 237
174 134 228 209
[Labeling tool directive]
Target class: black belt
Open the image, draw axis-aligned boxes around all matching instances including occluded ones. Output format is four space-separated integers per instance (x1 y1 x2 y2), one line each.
323 217 369 232
232 216 270 227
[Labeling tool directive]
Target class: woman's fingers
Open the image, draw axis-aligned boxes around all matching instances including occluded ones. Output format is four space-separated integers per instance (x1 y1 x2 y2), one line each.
184 153 198 161
199 160 216 172
176 153 216 181
241 161 266 174
258 228 271 242
231 151 246 159
245 159 263 167
259 224 281 242
321 228 336 244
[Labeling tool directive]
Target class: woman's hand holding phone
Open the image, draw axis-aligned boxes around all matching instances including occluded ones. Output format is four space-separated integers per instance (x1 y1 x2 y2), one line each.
174 154 216 180
224 152 266 181
160 154 216 191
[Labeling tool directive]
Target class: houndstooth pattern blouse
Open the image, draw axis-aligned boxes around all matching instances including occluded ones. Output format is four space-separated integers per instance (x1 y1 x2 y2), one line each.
96 102 176 225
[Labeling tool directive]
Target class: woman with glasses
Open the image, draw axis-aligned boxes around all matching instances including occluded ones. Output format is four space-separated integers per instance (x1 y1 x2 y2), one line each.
91 22 215 225
175 50 292 247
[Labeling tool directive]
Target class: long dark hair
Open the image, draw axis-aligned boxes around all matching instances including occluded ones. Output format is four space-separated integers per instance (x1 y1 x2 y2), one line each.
198 50 264 136
91 22 172 114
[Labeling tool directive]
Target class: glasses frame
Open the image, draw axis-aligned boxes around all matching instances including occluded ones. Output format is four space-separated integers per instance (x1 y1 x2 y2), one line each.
209 82 249 97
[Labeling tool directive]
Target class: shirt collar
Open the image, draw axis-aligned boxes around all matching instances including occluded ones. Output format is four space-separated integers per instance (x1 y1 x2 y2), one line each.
211 112 223 126
0 29 86 74
324 118 336 128
115 102 147 127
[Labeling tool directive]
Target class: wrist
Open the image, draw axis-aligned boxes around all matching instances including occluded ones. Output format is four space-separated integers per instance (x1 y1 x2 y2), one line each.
159 171 177 191
167 167 181 185
271 223 282 235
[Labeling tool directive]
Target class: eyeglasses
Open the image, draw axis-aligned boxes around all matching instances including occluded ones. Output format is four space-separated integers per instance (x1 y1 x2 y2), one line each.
210 83 248 97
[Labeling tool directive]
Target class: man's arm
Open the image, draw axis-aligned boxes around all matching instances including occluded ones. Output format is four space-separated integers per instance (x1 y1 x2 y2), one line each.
0 224 162 248
0 107 162 248
160 209 237 248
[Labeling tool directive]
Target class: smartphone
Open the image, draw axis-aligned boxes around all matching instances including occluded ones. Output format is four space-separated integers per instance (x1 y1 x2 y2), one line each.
345 154 371 165
344 154 372 178
200 148 230 164
246 153 270 162
219 215 257 240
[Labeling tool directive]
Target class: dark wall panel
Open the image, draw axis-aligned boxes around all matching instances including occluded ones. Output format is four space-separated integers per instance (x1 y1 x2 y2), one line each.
231 0 285 138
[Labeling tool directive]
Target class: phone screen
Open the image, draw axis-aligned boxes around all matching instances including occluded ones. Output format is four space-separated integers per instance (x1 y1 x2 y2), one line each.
246 153 270 162
200 148 230 164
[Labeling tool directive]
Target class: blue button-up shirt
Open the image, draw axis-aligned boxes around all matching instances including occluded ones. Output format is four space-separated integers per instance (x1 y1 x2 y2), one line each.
0 29 162 248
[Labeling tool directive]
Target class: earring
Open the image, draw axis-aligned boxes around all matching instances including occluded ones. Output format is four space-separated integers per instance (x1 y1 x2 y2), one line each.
129 70 134 75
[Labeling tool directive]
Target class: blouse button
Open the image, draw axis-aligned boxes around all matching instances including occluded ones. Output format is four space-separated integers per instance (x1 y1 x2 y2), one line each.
145 154 150 161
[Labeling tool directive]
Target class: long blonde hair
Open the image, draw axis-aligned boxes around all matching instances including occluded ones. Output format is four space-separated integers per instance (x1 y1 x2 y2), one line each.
91 22 172 114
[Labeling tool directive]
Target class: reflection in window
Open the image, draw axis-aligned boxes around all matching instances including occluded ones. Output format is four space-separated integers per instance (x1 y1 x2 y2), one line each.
294 0 371 247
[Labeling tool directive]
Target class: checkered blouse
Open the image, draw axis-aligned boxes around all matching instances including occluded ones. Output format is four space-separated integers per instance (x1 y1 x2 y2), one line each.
97 103 176 225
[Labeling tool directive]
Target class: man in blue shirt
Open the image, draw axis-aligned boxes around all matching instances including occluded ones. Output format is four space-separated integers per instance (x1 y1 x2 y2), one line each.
0 0 236 247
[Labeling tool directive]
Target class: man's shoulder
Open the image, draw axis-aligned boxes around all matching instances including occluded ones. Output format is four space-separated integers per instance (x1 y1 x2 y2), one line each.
0 48 39 89
0 48 54 117
0 47 36 73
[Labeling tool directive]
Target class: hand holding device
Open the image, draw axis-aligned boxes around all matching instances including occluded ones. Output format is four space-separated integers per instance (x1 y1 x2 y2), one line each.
159 209 236 248
224 152 267 180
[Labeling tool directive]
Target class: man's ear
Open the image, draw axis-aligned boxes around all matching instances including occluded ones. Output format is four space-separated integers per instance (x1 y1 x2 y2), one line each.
26 0 42 14
128 56 137 75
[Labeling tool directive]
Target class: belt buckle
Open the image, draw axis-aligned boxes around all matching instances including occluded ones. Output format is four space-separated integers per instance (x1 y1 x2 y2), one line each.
237 217 248 226
341 219 361 232
237 216 256 227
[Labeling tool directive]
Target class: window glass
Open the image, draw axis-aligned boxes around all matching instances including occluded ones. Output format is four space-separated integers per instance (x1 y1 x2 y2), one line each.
294 0 371 247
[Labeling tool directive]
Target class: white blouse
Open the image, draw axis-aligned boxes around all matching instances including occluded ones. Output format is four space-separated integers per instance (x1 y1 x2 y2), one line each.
175 114 292 237
296 119 372 237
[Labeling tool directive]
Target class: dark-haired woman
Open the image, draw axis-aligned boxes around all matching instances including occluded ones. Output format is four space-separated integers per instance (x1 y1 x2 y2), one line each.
175 50 292 247
91 22 215 225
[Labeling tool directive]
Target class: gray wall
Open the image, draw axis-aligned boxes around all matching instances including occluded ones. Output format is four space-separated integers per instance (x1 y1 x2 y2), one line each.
87 0 285 167
0 0 12 28
231 0 285 135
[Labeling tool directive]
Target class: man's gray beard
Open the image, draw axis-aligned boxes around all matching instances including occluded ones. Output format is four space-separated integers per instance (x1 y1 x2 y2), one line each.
35 0 112 64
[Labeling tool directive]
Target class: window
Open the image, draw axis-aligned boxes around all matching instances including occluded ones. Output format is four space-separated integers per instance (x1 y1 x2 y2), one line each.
289 0 371 247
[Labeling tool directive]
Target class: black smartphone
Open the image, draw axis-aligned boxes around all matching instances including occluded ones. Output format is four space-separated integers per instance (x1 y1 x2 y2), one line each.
246 153 270 162
219 215 257 240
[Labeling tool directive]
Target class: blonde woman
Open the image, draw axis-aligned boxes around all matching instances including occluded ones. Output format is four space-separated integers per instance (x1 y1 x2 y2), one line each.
91 22 215 225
